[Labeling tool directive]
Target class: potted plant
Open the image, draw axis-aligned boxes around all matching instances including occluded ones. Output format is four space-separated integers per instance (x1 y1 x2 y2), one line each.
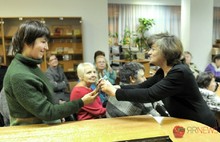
108 32 118 46
134 18 155 59
121 27 134 61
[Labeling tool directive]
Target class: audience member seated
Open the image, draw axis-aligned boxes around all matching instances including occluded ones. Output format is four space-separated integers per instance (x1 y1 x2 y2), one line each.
94 51 117 106
0 65 8 91
0 65 8 126
106 62 166 118
45 54 74 122
0 88 10 126
95 54 117 85
45 54 70 104
196 72 220 125
183 51 200 78
70 63 106 120
94 50 105 62
205 54 220 82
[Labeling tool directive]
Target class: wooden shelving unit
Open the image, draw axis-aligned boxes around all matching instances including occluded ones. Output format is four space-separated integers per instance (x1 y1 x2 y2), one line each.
0 17 83 83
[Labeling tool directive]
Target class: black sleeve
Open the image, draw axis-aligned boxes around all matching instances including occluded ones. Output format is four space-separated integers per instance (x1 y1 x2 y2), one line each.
116 68 185 103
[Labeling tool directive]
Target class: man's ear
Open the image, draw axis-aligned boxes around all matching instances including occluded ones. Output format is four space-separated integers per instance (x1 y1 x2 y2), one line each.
129 76 136 84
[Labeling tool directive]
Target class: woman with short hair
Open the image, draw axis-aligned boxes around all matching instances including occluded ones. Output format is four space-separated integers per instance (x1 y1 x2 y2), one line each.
3 20 98 126
100 33 219 130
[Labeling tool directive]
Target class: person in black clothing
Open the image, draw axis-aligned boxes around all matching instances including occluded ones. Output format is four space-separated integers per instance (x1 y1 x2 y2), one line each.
0 65 8 91
0 65 8 126
100 33 219 130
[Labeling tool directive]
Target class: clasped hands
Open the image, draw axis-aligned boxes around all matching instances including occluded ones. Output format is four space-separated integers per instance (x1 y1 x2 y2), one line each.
82 79 120 105
96 79 120 97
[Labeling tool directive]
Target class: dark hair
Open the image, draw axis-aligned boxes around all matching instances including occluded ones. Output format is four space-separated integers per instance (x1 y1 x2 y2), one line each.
12 20 50 54
212 54 220 62
196 72 214 88
119 62 145 84
147 32 170 48
148 33 183 66
94 50 105 62
184 51 192 57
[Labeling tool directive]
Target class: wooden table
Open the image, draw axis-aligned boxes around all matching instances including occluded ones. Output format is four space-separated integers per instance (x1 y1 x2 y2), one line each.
0 115 219 142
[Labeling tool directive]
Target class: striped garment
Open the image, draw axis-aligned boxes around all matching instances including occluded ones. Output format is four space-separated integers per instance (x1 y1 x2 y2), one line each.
199 88 220 112
106 96 161 118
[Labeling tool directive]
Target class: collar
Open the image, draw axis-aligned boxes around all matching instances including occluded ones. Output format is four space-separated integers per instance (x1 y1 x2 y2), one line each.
15 53 43 67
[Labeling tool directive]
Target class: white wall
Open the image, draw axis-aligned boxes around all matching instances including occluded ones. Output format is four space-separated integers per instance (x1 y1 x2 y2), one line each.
1 0 219 69
181 0 213 71
0 0 109 62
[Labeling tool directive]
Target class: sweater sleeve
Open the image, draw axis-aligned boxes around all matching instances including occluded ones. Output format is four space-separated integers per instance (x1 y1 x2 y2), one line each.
10 73 83 121
204 64 213 73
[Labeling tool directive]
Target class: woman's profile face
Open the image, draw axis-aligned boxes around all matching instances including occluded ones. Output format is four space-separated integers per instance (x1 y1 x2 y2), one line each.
207 78 217 92
24 37 48 59
148 44 165 66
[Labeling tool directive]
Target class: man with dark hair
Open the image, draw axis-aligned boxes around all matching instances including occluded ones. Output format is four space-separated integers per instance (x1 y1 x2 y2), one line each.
106 62 163 117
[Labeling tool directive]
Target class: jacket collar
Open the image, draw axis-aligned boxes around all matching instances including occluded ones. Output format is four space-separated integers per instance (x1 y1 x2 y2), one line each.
15 53 43 67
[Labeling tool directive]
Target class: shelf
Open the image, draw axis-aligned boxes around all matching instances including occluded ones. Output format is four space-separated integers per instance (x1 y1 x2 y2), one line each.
0 17 83 83
50 35 82 39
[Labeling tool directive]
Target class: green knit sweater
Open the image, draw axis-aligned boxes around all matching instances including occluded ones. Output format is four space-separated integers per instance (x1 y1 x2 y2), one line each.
3 54 83 126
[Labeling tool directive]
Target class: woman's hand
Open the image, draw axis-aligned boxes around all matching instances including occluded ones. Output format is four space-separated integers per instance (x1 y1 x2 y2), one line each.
81 90 98 105
99 80 118 96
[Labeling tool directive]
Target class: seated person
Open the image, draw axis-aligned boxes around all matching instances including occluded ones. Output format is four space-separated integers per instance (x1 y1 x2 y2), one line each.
94 53 117 106
70 63 106 120
92 51 107 105
106 62 165 118
205 54 220 82
196 72 220 124
95 55 116 85
0 65 8 91
183 51 200 78
0 88 10 126
94 50 105 62
45 54 70 104
0 65 8 126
